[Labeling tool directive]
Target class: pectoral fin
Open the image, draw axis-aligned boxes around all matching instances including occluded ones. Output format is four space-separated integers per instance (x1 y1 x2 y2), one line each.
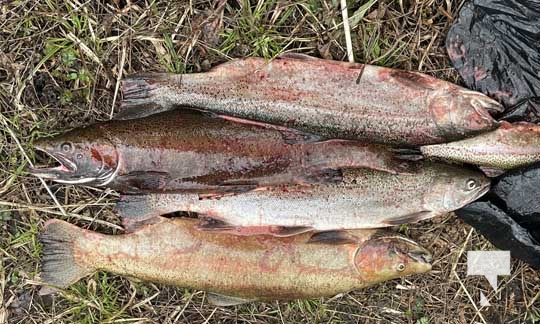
391 148 424 161
382 211 435 226
308 230 357 245
479 166 506 178
198 220 312 237
207 292 255 306
115 171 171 192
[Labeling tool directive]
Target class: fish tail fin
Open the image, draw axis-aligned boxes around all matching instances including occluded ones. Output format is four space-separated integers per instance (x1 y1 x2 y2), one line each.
115 195 163 232
121 73 168 101
116 73 172 120
39 219 93 294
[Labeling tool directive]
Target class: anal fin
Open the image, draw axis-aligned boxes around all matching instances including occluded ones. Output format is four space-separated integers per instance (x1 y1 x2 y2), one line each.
114 103 170 121
382 211 435 226
207 292 255 307
299 169 343 185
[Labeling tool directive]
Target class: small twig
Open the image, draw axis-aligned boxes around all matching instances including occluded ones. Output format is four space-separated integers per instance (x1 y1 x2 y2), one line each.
111 39 127 119
452 270 487 324
340 0 354 63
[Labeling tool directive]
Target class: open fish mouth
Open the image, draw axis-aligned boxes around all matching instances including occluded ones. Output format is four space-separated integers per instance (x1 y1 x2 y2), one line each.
26 148 77 179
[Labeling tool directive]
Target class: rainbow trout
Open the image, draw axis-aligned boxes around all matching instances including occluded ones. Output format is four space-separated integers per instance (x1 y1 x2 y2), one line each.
116 162 490 235
26 109 412 193
39 217 432 305
119 53 503 146
421 122 540 171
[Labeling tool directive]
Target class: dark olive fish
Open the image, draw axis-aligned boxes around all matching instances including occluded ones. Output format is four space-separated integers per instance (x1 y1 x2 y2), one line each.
119 53 503 146
26 109 412 193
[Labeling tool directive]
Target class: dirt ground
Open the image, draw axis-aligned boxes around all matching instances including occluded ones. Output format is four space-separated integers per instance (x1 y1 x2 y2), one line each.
1 0 539 323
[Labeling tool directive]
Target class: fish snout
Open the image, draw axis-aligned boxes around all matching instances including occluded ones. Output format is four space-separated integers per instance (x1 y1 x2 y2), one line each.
408 250 433 265
466 91 504 116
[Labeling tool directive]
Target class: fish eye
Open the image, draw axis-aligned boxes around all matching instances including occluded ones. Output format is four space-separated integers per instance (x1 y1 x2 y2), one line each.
61 142 73 153
76 153 83 159
397 263 406 272
466 179 477 190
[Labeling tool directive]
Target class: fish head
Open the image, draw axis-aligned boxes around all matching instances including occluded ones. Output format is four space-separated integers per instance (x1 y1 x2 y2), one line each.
26 126 119 186
425 165 491 212
430 90 503 138
354 234 432 283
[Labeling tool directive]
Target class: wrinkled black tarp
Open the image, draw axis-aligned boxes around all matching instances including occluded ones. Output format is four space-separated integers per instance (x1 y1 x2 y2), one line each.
456 164 540 269
491 164 540 240
455 201 540 269
446 0 540 119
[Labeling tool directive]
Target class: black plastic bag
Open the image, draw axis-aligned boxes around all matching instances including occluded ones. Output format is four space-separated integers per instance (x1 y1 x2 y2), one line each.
456 164 540 268
446 0 540 117
456 201 540 269
491 164 540 238
449 0 540 267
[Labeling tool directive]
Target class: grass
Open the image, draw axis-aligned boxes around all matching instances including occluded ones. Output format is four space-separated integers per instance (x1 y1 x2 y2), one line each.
1 0 539 323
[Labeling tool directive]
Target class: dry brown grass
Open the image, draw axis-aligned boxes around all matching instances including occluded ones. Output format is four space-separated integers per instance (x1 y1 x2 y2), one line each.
1 0 539 323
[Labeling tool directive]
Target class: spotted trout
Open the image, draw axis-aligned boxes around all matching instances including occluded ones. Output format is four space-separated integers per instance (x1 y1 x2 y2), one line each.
420 121 540 171
119 53 503 146
39 217 432 305
26 109 412 193
116 162 490 235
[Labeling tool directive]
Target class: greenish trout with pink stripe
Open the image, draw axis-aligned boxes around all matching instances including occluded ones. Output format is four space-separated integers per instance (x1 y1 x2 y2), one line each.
39 217 432 305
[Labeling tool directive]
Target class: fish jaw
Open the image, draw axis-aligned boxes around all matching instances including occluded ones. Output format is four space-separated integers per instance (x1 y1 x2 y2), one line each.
453 182 491 208
26 141 118 185
439 174 491 212
26 146 78 180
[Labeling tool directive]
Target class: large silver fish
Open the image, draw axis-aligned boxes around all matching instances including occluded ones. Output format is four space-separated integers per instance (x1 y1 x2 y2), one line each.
119 53 503 146
116 162 490 235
